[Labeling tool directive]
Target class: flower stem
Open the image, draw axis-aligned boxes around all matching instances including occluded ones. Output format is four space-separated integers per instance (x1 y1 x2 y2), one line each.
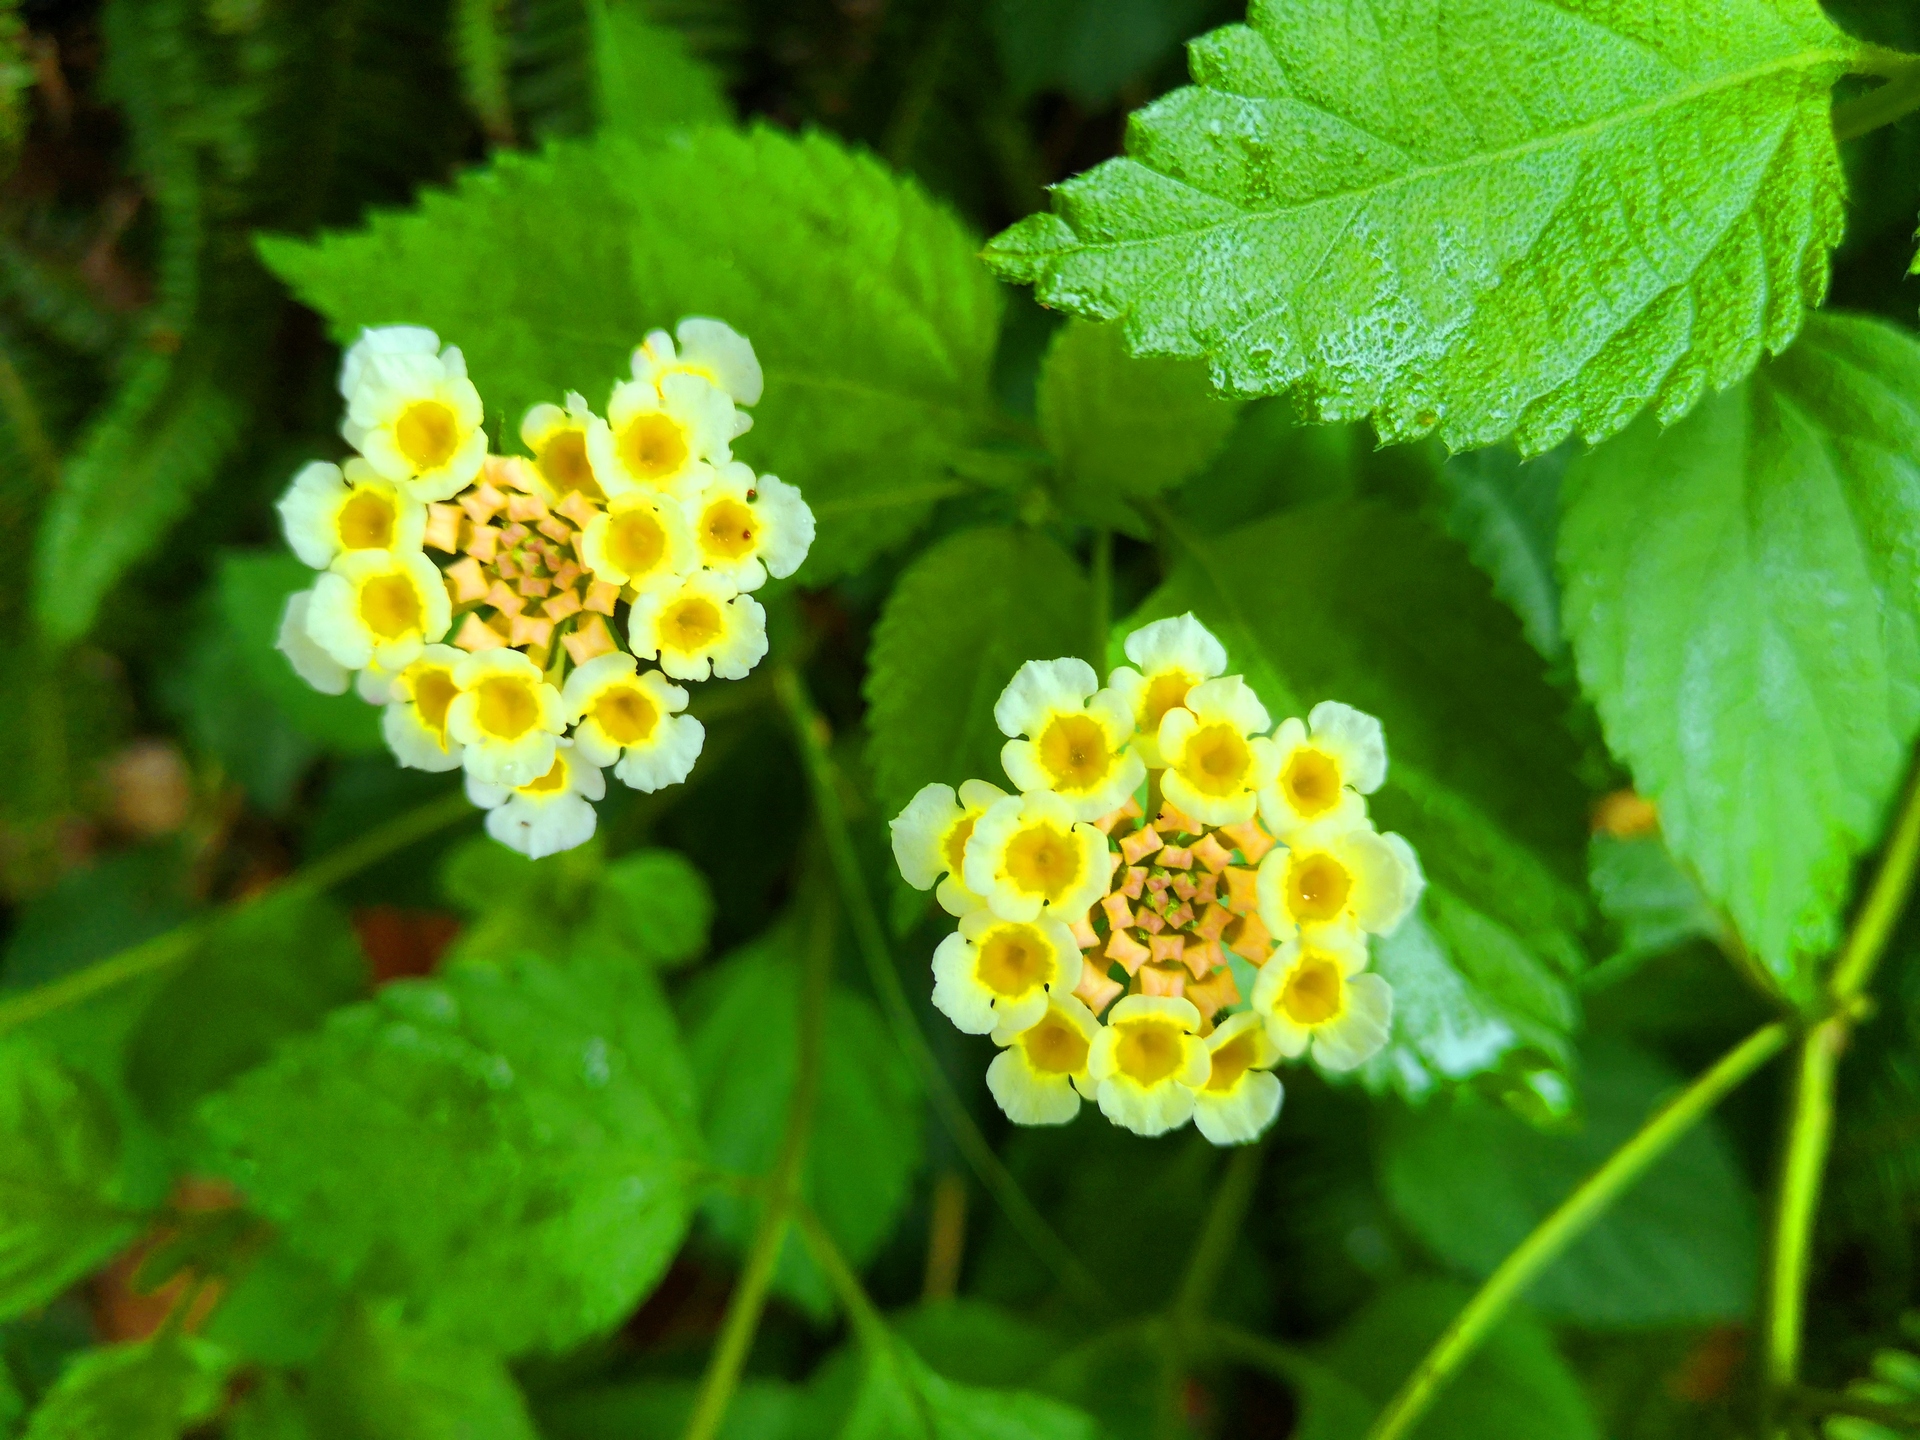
680 888 837 1440
1363 1018 1794 1440
772 664 1111 1311
0 787 475 1038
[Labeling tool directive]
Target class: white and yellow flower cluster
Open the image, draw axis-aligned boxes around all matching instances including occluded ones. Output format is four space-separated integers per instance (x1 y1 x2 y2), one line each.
275 319 811 859
890 616 1422 1146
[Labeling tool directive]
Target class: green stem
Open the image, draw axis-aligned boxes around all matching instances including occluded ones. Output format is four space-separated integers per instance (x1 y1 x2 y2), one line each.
771 665 1111 1312
1788 1384 1920 1428
0 342 60 492
1206 1320 1343 1394
0 788 474 1037
1364 1019 1794 1440
1834 57 1920 141
1827 761 1920 1004
794 1201 891 1349
681 888 837 1440
1089 528 1113 674
1175 1145 1262 1322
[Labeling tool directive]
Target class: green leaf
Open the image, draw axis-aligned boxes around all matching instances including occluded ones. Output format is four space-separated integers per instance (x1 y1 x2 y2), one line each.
0 1039 143 1325
1433 447 1566 662
454 0 514 142
578 848 715 968
986 1 1859 453
165 599 319 814
991 0 1210 106
437 832 605 967
537 1378 808 1440
590 0 731 138
123 891 368 1132
684 928 922 1318
33 354 248 642
1037 319 1242 531
1322 1277 1601 1440
865 526 1090 821
1588 833 1723 976
829 1335 1097 1440
259 125 1000 580
198 948 698 1355
1379 1037 1759 1327
21 1338 228 1440
1559 311 1920 993
218 550 384 752
1130 501 1589 1097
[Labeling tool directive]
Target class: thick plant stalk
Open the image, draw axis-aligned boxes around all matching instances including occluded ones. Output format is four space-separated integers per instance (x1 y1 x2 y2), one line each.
1364 1018 1793 1440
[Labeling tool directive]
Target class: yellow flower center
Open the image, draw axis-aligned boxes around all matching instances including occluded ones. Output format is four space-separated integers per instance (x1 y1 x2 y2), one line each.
700 497 759 561
1282 747 1342 817
976 924 1052 997
337 489 397 549
594 684 659 746
942 813 977 877
1182 722 1250 796
618 411 690 482
1279 955 1344 1025
1114 1019 1185 1086
412 666 458 741
395 400 460 470
1003 822 1082 902
359 573 422 639
1286 852 1352 923
606 507 669 578
659 596 724 654
536 428 603 500
1038 713 1111 792
521 756 570 794
1205 1030 1260 1092
1142 670 1194 731
1022 1012 1089 1075
476 676 540 740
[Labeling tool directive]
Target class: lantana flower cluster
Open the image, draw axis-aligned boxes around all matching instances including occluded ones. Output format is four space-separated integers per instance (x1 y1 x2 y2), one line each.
274 319 811 858
890 616 1424 1146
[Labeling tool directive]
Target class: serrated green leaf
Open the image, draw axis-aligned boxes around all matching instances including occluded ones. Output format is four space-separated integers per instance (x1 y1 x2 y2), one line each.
21 1337 227 1440
986 0 1860 453
590 0 731 138
1559 311 1920 995
831 1336 1098 1440
685 927 922 1319
579 848 714 967
198 948 698 1355
218 550 384 752
1322 1277 1600 1440
1434 447 1566 661
865 527 1090 822
259 125 1000 581
1588 833 1723 976
0 1039 144 1325
1037 319 1241 530
1129 501 1589 1097
123 891 368 1132
1380 1037 1759 1327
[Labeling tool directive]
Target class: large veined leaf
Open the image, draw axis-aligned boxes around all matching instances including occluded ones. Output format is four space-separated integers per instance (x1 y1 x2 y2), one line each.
1559 312 1920 994
865 526 1090 821
259 125 1001 581
1130 501 1591 1099
987 0 1861 454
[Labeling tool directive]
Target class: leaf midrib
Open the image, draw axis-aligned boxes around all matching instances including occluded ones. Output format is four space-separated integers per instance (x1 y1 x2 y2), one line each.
1076 42 1856 254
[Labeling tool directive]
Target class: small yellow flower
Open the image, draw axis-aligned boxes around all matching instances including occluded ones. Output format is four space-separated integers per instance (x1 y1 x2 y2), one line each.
520 392 605 502
275 589 350 695
630 318 763 422
382 644 466 773
1191 1012 1283 1146
1107 614 1227 767
277 458 426 570
340 327 487 502
446 648 568 787
304 549 452 672
1255 821 1423 942
578 490 697 592
995 658 1144 821
560 652 704 792
1250 931 1393 1072
1260 701 1387 839
931 909 1082 1036
627 571 768 682
467 740 605 859
984 994 1101 1126
890 779 1009 917
1086 994 1209 1136
1157 675 1279 826
962 790 1111 924
587 372 736 500
687 462 815 591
